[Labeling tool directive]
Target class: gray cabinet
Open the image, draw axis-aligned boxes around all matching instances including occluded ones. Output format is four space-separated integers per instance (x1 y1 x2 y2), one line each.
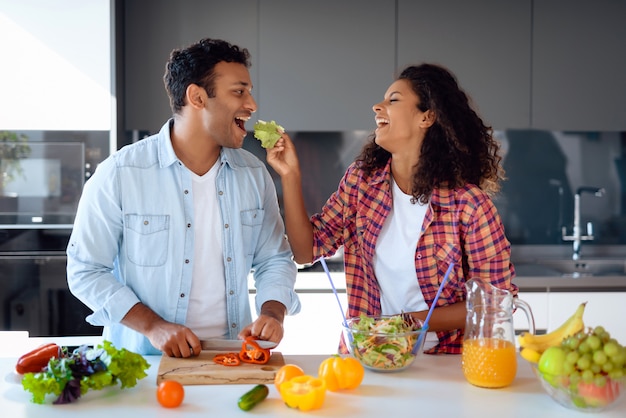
257 0 395 131
397 0 532 130
123 1 625 133
532 1 626 131
124 0 259 134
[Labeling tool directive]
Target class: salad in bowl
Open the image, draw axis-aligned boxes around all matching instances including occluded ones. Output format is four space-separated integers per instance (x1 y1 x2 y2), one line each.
343 314 428 372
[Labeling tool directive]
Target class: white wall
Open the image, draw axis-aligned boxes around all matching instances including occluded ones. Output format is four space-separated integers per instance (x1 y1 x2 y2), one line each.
0 0 111 131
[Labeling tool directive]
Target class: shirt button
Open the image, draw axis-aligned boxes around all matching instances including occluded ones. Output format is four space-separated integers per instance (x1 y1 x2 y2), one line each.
144 220 149 225
180 293 185 298
224 224 229 229
218 191 224 196
226 257 232 262
229 290 234 295
184 190 189 194
231 323 237 328
187 223 191 228
185 259 190 264
416 254 422 259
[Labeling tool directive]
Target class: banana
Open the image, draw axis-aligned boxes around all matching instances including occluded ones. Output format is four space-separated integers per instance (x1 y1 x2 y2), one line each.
520 347 542 364
518 301 586 353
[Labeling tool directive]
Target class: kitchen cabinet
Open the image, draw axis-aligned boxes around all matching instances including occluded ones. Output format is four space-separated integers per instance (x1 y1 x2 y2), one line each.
547 292 626 344
257 0 395 131
124 0 259 134
248 272 348 354
397 0 532 130
532 1 626 131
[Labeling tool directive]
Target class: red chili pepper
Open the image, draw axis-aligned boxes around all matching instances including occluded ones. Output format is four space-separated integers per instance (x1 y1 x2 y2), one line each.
239 337 271 365
15 343 60 374
213 352 241 366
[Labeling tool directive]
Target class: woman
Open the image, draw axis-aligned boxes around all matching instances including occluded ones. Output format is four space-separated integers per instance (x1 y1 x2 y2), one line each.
266 63 517 354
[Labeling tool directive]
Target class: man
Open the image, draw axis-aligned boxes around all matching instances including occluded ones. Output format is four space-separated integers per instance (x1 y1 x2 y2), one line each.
67 38 300 357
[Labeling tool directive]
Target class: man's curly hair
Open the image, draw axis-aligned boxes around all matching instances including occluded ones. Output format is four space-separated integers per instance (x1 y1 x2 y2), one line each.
356 63 505 203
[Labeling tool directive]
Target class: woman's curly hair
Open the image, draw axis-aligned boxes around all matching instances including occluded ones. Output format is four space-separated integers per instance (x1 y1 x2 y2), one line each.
356 63 505 203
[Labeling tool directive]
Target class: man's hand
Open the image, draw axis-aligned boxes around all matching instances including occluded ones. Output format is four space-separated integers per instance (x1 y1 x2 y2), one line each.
147 321 201 358
238 301 286 344
121 302 201 357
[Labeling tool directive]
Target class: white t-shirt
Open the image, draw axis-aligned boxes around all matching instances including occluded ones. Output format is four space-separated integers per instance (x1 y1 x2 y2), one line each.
373 177 429 315
185 161 228 338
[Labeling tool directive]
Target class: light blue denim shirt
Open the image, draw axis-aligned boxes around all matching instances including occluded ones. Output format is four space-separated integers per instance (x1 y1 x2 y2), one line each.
67 120 300 355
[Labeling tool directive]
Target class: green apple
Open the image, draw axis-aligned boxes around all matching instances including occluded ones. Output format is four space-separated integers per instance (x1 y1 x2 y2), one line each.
538 346 567 387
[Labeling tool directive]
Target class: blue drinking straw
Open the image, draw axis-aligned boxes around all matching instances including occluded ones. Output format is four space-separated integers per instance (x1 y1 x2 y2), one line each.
412 262 455 355
319 257 348 327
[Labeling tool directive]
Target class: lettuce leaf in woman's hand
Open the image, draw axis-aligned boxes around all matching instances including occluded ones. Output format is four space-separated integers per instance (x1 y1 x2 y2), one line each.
253 120 284 149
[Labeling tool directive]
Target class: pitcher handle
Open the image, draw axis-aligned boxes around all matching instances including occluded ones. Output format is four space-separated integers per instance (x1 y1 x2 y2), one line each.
513 298 536 335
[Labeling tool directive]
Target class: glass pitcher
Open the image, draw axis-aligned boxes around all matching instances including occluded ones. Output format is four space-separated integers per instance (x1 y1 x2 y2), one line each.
461 278 535 388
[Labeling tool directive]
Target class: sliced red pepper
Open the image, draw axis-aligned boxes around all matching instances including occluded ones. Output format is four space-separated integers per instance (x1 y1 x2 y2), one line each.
239 337 271 364
213 352 241 366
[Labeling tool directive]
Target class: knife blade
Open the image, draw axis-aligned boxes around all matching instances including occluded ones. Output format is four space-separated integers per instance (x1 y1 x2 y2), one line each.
199 339 277 351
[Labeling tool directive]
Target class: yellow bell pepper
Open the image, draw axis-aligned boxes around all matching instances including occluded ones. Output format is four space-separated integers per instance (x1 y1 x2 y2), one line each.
279 375 327 411
318 355 364 391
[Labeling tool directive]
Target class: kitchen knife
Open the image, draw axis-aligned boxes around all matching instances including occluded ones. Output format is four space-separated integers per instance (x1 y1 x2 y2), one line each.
199 339 277 351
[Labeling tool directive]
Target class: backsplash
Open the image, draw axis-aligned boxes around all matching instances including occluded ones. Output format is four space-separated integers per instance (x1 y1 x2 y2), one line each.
243 129 626 247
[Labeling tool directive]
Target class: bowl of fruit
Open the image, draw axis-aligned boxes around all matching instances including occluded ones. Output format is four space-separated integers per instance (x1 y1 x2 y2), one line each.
529 326 626 412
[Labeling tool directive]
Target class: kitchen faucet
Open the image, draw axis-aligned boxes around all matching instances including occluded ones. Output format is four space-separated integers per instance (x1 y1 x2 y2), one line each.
562 186 605 260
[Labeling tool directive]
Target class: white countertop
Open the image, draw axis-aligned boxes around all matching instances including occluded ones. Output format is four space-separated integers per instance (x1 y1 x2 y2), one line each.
1 335 625 417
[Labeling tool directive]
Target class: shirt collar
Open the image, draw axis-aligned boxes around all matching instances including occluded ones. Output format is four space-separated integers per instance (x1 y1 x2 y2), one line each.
374 157 458 208
156 119 235 170
157 119 179 168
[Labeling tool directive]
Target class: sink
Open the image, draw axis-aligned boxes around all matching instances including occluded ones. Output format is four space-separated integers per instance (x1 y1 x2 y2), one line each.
513 258 626 277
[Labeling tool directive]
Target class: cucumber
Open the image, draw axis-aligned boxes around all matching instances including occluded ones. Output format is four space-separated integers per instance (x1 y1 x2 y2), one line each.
237 384 269 411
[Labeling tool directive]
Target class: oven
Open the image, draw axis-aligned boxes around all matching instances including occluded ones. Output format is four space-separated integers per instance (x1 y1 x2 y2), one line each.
0 141 102 336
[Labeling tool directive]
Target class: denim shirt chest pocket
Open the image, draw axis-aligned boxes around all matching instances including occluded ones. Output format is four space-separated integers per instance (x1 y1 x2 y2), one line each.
125 214 169 266
241 209 264 256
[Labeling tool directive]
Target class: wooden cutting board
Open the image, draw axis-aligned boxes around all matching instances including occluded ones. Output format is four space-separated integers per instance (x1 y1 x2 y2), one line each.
156 351 285 385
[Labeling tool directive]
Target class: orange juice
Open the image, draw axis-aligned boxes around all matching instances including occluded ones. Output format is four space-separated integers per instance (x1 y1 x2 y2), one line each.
462 338 517 388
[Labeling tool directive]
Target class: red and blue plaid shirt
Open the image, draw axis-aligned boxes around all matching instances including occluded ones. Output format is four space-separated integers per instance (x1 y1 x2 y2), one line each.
311 159 518 354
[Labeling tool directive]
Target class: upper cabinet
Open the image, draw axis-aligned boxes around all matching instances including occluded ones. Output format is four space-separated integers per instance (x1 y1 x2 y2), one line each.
124 0 259 134
531 1 626 131
123 0 625 133
257 0 395 131
397 0 532 130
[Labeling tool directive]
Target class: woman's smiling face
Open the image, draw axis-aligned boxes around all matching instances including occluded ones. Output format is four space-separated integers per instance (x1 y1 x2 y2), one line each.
372 78 429 154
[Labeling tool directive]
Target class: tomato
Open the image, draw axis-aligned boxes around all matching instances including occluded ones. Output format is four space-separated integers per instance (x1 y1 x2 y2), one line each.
274 364 305 392
156 380 185 408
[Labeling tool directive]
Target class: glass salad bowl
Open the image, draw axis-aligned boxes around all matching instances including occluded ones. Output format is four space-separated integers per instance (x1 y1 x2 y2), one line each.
343 315 428 372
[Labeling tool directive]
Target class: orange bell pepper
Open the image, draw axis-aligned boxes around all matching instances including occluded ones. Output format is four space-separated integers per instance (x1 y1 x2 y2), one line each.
279 375 327 411
239 337 271 364
318 355 364 391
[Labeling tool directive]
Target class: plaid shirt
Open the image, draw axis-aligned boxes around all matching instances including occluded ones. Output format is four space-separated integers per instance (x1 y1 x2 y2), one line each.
311 159 517 354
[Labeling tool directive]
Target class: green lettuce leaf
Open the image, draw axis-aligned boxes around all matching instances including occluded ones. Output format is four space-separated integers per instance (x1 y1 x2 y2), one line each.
21 340 150 404
253 119 283 149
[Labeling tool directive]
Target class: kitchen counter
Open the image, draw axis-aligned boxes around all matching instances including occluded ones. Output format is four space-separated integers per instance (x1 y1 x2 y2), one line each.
1 335 624 417
293 270 626 292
